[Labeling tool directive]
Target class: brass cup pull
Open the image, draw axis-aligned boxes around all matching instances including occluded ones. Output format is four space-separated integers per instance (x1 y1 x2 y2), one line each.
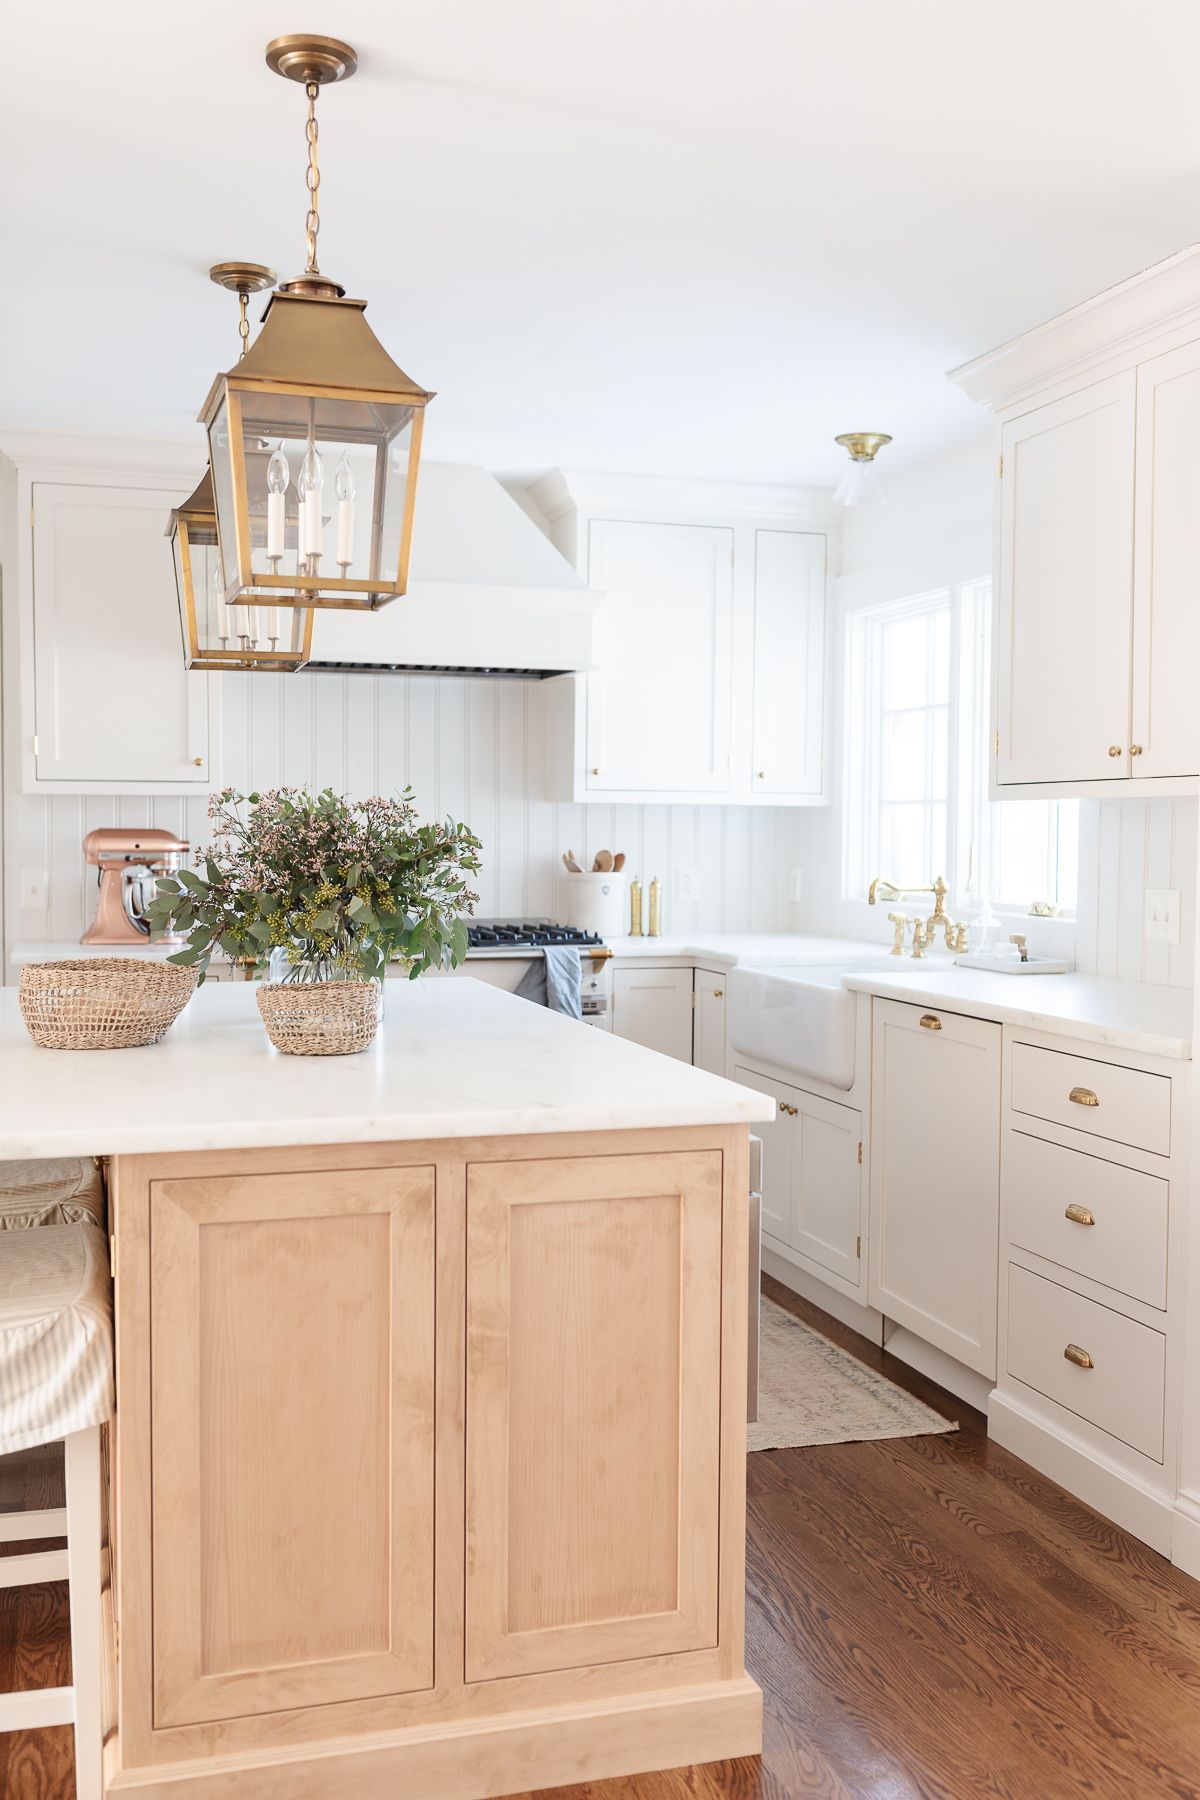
1069 1086 1099 1108
1064 1343 1095 1370
919 1014 942 1031
1065 1203 1096 1227
1108 745 1123 757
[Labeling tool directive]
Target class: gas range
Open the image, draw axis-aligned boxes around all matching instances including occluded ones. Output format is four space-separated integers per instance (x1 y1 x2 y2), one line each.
459 921 612 1026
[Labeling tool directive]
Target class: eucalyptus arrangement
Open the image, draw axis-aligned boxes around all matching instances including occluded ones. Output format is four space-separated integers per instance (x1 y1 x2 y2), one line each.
146 786 482 984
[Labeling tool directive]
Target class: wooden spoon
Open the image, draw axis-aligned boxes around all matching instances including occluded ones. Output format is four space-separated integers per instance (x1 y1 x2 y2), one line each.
593 849 614 872
612 852 626 872
563 849 584 873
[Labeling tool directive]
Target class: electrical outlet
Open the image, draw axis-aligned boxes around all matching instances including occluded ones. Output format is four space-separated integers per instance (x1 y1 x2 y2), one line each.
20 868 47 909
1145 888 1181 945
674 866 699 903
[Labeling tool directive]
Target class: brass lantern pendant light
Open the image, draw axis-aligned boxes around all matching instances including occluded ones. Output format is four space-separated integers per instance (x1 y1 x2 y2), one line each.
170 264 315 672
198 35 435 617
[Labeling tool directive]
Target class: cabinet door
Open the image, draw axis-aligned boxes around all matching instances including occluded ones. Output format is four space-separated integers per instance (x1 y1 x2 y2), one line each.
751 530 826 797
733 1065 791 1243
586 520 733 793
465 1151 722 1679
149 1166 435 1727
32 482 211 790
996 374 1135 784
613 965 694 1061
1132 340 1200 777
792 1092 863 1291
693 967 727 1074
869 1000 1001 1377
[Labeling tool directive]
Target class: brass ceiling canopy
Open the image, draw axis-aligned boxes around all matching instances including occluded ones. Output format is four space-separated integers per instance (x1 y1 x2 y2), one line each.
264 33 358 85
834 432 893 463
209 262 276 360
195 34 435 617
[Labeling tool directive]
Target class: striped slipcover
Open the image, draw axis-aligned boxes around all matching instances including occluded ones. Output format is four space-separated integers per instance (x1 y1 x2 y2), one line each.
0 1224 114 1454
0 1158 105 1231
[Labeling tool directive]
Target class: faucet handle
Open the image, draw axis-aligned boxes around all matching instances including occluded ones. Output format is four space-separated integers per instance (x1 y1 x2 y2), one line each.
910 919 927 959
1010 933 1028 963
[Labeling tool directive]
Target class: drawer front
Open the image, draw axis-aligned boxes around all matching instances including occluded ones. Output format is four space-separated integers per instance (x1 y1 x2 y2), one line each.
1007 1131 1168 1309
1010 1042 1171 1156
1007 1264 1165 1461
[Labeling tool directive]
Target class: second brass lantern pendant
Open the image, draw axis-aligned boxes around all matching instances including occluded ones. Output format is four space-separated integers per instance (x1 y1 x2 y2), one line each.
199 35 435 619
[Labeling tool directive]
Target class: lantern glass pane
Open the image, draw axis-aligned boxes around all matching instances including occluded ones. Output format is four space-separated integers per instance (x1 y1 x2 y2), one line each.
207 396 240 595
231 392 415 594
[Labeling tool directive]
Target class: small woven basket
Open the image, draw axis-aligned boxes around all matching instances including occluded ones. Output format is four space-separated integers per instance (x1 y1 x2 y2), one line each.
19 958 199 1050
256 981 380 1056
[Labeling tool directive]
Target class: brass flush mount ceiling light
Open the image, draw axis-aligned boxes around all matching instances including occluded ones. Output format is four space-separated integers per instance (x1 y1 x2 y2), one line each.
198 34 435 618
169 265 315 673
833 432 892 507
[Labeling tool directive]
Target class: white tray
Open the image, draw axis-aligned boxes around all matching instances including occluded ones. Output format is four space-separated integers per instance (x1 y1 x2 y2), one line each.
954 953 1071 975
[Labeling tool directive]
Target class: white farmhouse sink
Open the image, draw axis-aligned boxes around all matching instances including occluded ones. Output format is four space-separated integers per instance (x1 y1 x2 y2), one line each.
728 956 898 1090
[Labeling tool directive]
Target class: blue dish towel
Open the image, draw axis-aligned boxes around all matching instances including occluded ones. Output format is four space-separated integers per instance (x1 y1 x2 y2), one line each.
514 945 583 1020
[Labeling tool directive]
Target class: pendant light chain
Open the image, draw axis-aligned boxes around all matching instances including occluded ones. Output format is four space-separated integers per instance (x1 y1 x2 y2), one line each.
237 292 250 359
304 80 321 274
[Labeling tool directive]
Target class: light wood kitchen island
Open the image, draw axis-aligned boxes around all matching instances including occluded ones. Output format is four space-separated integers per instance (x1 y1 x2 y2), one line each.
1 977 773 1800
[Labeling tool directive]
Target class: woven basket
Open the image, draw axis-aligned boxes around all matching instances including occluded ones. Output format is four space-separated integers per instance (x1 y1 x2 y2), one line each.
19 958 199 1050
256 981 380 1056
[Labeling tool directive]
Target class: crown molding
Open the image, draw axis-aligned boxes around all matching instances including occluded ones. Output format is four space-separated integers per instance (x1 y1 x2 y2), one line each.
529 467 834 527
949 242 1200 414
0 428 203 480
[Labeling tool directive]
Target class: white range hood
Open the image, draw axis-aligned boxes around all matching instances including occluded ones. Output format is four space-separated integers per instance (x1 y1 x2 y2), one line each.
307 462 598 676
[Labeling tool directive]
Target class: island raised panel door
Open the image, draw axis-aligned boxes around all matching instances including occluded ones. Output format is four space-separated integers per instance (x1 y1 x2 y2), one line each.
751 529 826 798
149 1165 436 1728
585 519 733 794
465 1151 722 1680
995 373 1135 785
869 1000 1001 1378
1131 340 1200 777
31 481 212 791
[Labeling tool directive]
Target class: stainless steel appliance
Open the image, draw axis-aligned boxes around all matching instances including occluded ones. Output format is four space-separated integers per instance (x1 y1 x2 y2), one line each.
81 828 190 946
452 922 614 1027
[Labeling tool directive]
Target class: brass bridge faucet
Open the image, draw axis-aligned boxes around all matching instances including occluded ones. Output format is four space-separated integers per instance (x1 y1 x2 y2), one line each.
868 874 967 957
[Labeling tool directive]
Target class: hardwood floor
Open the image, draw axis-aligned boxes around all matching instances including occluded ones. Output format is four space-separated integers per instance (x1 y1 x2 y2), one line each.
6 1279 1200 1798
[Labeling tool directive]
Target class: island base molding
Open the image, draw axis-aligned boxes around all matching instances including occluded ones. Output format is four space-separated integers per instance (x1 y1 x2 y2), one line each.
103 1678 763 1800
106 1125 758 1798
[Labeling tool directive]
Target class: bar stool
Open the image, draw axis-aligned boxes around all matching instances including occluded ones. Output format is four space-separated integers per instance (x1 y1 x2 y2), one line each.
0 1222 114 1800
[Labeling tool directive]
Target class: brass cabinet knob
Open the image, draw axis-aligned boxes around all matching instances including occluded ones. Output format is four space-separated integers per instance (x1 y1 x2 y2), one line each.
919 1013 942 1031
779 1101 799 1116
1130 744 1143 756
1064 1343 1095 1370
757 771 765 780
193 757 204 767
1108 745 1123 757
1068 1086 1099 1107
591 767 600 776
1064 1203 1096 1227
712 988 723 999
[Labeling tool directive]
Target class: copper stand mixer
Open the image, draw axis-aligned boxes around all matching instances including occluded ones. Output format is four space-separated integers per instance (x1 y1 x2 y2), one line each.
81 829 191 946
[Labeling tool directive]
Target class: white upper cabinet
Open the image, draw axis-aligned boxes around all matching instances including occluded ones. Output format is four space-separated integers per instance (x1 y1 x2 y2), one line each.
952 245 1200 797
751 529 825 797
1132 340 1200 778
17 472 215 795
997 375 1135 786
586 520 733 794
532 472 830 806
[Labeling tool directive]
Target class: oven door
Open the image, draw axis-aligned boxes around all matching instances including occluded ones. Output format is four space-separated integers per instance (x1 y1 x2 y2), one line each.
447 952 613 1028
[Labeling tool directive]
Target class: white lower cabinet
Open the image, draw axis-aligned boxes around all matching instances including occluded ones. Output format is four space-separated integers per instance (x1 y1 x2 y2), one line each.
611 965 693 1062
733 1065 863 1297
692 969 727 1076
869 999 1001 1379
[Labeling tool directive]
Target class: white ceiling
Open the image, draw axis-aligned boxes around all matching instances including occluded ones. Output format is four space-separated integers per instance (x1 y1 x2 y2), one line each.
7 1 1200 486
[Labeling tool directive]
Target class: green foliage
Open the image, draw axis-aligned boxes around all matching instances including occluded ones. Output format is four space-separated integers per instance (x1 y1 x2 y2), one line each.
146 786 482 985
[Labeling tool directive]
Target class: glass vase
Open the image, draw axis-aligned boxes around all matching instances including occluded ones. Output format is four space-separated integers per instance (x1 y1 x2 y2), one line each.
266 947 384 1019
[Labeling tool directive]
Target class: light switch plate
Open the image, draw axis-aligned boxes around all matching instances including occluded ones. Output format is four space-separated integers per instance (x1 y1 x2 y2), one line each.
1145 888 1181 945
20 868 47 909
674 866 699 903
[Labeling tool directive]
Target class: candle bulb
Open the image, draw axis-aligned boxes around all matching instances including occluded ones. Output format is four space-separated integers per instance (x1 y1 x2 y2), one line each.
266 442 289 565
265 607 280 647
298 441 324 569
335 450 356 571
211 558 231 645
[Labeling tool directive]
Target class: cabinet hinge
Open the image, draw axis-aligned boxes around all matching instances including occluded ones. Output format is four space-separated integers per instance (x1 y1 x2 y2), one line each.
998 454 1004 479
31 734 38 759
690 991 696 1009
29 504 35 528
995 731 1000 756
857 1141 863 1165
856 1234 862 1260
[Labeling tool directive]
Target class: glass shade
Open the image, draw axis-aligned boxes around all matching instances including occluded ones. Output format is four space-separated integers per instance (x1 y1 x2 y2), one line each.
832 458 886 508
168 467 314 672
200 287 434 613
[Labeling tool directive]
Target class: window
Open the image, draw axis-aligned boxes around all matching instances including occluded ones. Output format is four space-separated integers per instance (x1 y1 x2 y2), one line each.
844 581 1077 917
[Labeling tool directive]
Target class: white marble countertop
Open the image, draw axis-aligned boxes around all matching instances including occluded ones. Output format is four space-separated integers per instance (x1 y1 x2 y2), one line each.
0 976 774 1160
604 933 891 966
840 966 1194 1061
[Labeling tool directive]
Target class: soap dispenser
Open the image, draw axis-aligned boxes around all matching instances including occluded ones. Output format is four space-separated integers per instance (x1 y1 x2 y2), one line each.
968 896 999 959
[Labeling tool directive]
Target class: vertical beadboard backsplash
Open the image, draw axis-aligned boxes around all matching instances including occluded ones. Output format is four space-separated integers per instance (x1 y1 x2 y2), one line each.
1075 798 1197 988
10 672 799 949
